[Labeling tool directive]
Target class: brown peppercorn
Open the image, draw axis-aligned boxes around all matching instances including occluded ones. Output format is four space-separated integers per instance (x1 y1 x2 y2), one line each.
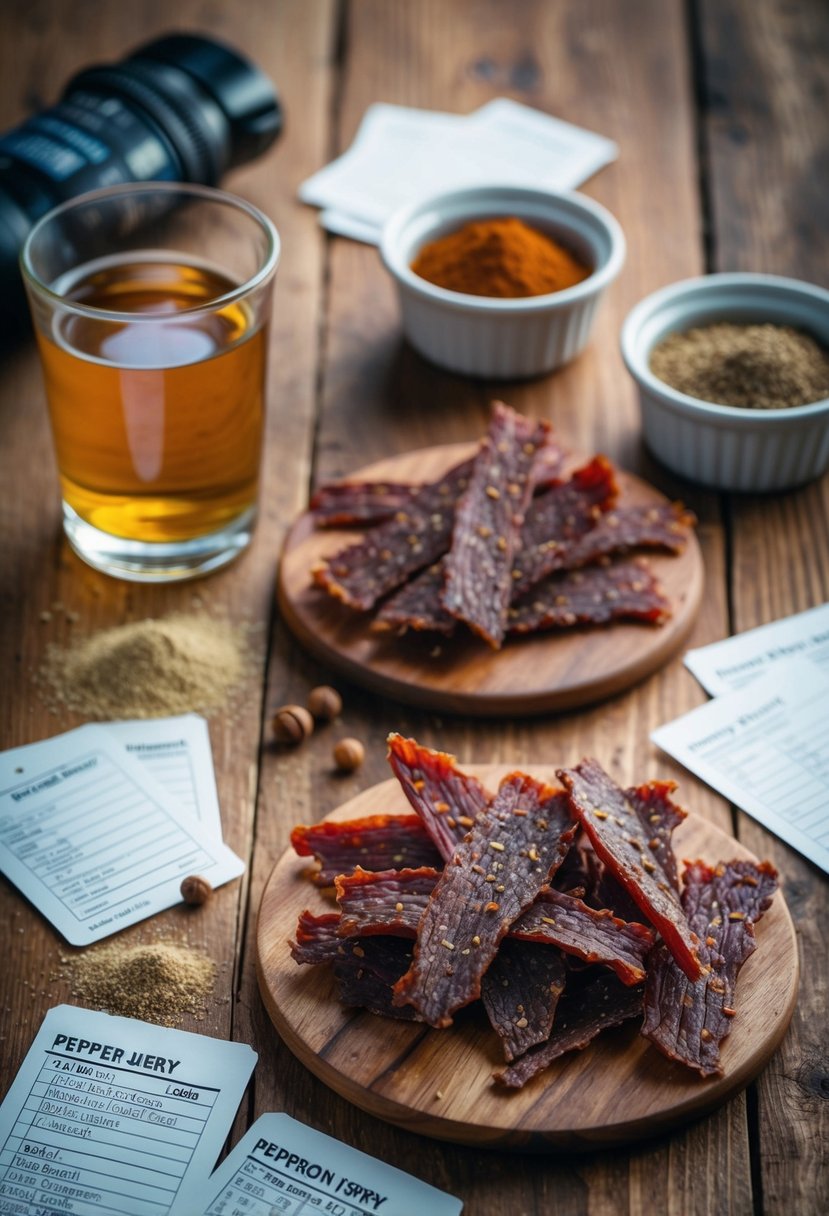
333 737 364 771
273 704 314 744
180 875 213 906
307 684 342 721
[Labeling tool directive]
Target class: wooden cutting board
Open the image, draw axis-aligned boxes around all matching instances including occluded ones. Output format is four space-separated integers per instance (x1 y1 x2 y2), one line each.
256 766 798 1151
277 444 703 716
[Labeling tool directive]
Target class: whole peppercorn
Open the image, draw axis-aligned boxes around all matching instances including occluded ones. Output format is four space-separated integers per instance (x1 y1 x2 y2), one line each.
272 704 314 744
333 737 365 772
307 685 342 721
180 875 213 906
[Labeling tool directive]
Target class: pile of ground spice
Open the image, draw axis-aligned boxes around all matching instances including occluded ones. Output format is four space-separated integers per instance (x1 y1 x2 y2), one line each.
649 321 829 410
39 612 250 719
410 216 591 298
65 941 215 1026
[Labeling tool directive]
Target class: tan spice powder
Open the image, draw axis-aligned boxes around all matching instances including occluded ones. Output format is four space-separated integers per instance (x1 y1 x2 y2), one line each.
39 613 251 719
65 941 216 1026
649 322 829 410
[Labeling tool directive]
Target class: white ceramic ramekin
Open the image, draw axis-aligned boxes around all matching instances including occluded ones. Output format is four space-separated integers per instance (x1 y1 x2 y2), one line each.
621 273 829 492
380 185 625 378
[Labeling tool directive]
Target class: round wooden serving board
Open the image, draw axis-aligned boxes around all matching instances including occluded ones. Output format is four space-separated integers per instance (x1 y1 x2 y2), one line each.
256 766 799 1151
277 444 704 716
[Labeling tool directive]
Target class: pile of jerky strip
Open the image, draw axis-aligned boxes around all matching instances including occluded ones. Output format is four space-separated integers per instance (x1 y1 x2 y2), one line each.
291 736 778 1089
310 401 695 648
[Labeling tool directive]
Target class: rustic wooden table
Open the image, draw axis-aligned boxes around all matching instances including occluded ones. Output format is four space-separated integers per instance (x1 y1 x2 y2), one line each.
1 2 827 1213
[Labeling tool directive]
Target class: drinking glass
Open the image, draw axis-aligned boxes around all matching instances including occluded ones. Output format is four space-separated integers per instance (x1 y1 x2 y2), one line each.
21 182 280 581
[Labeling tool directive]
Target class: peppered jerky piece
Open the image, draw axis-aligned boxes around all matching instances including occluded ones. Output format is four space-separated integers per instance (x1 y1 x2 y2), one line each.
372 559 457 636
442 402 551 648
336 866 440 937
510 456 618 596
386 733 492 862
392 771 576 1027
642 859 778 1076
312 457 474 610
561 501 695 569
495 970 644 1088
625 779 686 893
557 758 701 980
481 938 567 1062
508 560 672 634
510 888 656 985
332 936 423 1021
291 814 442 887
310 480 419 526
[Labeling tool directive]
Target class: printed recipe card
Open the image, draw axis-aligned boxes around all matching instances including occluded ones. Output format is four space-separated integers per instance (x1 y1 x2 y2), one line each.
0 1005 256 1216
189 1112 463 1216
0 724 244 944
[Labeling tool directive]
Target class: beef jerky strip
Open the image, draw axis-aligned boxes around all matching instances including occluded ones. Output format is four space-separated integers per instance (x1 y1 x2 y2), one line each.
392 772 576 1027
372 560 457 636
508 559 672 634
510 456 619 597
642 858 778 1076
332 936 423 1021
495 971 644 1089
561 501 695 569
557 758 702 980
386 733 491 862
310 480 419 527
442 402 551 648
291 814 441 887
511 889 655 985
290 911 344 964
336 866 440 938
481 938 567 1062
336 865 652 985
312 457 474 610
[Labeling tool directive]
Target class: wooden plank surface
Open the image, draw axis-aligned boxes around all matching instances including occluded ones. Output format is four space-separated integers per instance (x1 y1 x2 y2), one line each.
0 1 826 1214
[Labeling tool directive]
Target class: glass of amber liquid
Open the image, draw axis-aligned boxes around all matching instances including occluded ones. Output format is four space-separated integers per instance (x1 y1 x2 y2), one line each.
21 183 279 581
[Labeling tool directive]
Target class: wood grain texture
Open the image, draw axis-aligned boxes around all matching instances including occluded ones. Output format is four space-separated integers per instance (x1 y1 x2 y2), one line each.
278 442 703 715
256 766 798 1150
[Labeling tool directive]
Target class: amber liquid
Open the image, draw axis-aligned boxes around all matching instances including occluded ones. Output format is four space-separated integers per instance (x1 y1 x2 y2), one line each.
37 257 267 542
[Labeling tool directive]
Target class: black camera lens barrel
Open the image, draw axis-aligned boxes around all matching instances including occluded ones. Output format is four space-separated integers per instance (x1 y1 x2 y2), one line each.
0 32 281 330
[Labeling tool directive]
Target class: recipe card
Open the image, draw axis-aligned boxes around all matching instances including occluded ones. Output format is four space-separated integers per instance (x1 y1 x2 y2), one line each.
684 601 829 695
105 715 223 840
188 1111 463 1216
652 659 829 874
0 1004 256 1216
0 724 244 944
301 98 617 242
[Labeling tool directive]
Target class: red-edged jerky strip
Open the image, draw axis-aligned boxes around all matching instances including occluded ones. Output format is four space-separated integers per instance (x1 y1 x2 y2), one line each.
642 859 778 1076
291 814 441 887
495 971 644 1088
310 480 418 527
312 458 474 610
290 911 344 964
511 456 618 597
332 936 423 1022
336 866 440 938
510 889 655 985
372 560 457 636
387 733 491 862
442 403 551 648
557 758 702 980
562 501 695 568
481 938 567 1062
392 771 576 1027
626 779 685 892
508 559 671 634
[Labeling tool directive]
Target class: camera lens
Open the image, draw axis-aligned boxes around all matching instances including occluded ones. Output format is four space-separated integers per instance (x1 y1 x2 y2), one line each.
0 32 281 331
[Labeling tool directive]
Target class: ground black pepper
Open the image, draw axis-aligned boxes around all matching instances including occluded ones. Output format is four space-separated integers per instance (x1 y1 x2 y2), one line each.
649 322 829 410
